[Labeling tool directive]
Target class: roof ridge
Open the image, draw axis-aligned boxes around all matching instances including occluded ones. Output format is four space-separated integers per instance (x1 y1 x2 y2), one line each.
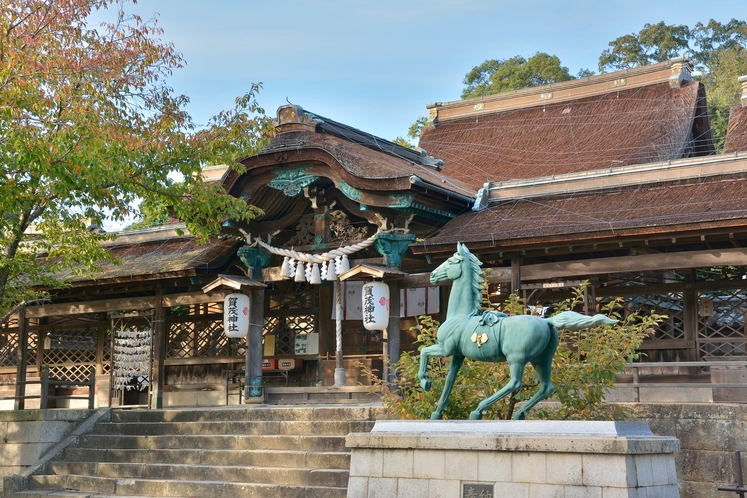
427 58 693 123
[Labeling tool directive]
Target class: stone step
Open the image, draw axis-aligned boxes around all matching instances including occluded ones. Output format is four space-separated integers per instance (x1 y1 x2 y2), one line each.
48 462 348 487
8 492 190 498
11 405 378 498
25 474 347 498
78 433 347 451
62 447 351 469
109 405 378 423
93 420 374 436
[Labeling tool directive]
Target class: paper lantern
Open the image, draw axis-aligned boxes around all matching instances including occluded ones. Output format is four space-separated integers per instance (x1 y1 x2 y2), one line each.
224 293 250 338
362 281 389 331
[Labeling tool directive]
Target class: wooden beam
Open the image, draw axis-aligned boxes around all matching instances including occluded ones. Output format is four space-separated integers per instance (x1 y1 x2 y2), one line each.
639 339 695 350
26 291 232 318
521 247 747 281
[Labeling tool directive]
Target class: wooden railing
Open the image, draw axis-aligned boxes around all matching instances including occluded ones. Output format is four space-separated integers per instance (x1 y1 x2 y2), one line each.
616 360 747 402
0 366 95 410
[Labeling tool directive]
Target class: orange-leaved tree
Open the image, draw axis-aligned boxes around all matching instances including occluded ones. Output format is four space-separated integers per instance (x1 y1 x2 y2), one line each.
0 0 274 320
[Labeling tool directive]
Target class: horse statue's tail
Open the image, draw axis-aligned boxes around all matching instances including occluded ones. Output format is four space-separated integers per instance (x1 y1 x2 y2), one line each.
545 311 618 330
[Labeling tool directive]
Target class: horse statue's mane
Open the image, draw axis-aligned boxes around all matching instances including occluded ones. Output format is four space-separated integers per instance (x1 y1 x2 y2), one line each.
458 242 485 317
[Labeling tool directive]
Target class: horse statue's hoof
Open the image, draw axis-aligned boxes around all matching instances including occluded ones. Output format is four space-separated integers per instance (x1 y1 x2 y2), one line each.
420 378 432 391
513 411 526 420
469 410 483 420
430 412 443 420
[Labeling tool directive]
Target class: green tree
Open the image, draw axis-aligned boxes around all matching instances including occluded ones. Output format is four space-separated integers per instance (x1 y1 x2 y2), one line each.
599 22 691 71
692 20 747 150
0 0 274 320
599 19 747 152
462 52 575 99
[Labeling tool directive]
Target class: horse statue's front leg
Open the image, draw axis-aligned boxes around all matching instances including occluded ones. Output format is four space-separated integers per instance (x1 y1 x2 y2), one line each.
418 344 446 391
431 354 464 420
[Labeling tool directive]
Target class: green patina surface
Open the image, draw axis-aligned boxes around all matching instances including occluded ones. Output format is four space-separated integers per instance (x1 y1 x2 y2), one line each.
267 165 318 196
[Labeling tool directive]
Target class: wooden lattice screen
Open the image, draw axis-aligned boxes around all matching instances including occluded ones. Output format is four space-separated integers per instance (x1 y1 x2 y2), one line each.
0 324 20 370
43 326 98 383
697 289 747 358
264 282 317 356
623 292 686 341
166 303 236 359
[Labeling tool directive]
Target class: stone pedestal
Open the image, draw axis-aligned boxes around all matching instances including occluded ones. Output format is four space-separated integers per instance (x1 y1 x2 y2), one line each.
346 420 680 498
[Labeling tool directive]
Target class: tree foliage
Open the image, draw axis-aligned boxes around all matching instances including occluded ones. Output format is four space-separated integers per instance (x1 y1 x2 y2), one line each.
598 22 691 71
0 0 274 319
599 19 747 151
364 284 662 420
462 52 576 99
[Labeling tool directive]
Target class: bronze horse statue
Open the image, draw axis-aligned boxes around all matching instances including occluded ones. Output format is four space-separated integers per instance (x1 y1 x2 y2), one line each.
418 243 617 420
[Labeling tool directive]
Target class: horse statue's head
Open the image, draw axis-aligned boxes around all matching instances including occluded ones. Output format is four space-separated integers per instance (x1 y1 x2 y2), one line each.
430 243 484 316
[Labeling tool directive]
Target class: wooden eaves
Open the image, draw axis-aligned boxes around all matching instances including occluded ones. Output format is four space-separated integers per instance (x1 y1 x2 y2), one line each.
201 274 266 293
338 264 407 281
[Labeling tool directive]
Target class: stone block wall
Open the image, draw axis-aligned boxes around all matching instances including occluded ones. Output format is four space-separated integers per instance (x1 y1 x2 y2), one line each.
0 409 95 493
629 403 747 498
346 420 680 498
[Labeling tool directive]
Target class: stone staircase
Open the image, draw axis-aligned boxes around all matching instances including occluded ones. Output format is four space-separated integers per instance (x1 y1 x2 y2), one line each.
6 405 379 498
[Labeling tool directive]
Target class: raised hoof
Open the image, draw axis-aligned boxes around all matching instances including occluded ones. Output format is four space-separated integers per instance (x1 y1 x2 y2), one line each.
420 378 432 391
469 410 483 420
430 412 443 420
513 411 526 420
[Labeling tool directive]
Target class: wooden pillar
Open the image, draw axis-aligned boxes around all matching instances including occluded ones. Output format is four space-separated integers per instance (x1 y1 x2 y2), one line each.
151 285 166 409
245 288 265 402
386 280 401 384
683 271 699 362
14 308 27 410
511 258 521 296
583 284 597 314
317 285 336 357
96 313 107 376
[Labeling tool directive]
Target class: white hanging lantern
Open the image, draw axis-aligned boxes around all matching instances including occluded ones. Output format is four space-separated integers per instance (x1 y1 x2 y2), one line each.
224 293 250 338
362 281 389 331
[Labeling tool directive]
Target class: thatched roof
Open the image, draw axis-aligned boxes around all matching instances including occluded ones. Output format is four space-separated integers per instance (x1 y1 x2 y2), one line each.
420 81 713 190
724 105 747 154
420 173 747 249
62 232 239 285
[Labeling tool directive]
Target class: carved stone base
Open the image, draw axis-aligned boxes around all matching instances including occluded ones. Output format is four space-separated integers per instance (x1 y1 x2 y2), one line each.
346 420 680 498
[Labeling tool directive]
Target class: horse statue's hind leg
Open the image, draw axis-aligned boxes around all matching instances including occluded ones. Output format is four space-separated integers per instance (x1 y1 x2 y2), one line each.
469 324 559 420
511 356 555 420
469 356 527 420
511 326 558 420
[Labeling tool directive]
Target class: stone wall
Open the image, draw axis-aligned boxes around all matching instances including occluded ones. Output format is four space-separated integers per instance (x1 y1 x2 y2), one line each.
628 403 747 498
0 409 98 493
346 420 680 498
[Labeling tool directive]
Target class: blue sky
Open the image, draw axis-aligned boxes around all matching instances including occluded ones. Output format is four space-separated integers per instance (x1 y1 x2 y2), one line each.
123 0 743 143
